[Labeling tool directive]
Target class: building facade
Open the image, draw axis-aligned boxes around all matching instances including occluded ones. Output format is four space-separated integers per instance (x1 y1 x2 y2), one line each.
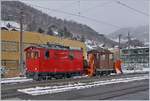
121 47 149 70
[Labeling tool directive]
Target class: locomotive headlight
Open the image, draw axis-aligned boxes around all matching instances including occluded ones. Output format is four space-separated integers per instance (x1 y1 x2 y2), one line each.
35 67 37 70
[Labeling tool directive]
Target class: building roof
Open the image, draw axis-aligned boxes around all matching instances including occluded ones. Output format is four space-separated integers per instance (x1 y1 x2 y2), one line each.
1 20 20 31
88 47 113 54
122 47 149 50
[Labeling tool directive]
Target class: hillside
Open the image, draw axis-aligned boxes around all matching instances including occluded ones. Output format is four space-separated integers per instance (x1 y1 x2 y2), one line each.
107 25 149 44
1 1 117 48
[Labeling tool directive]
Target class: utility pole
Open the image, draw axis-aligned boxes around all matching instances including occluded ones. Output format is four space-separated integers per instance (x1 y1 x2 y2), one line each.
78 0 81 16
127 31 130 70
19 8 24 76
118 34 121 59
127 31 130 49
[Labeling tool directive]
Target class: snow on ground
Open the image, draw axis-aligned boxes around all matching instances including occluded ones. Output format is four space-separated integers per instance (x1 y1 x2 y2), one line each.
142 68 150 72
122 68 149 74
1 77 32 84
18 75 148 96
121 63 149 74
73 75 88 79
1 77 27 81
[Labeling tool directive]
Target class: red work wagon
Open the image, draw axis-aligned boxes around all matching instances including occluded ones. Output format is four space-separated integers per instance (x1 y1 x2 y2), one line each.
24 44 84 80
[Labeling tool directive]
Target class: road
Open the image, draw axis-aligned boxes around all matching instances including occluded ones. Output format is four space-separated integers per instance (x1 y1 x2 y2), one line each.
2 73 149 100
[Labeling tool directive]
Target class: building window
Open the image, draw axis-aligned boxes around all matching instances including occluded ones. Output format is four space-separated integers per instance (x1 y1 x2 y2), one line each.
145 49 149 53
133 50 138 54
138 50 143 54
123 50 128 54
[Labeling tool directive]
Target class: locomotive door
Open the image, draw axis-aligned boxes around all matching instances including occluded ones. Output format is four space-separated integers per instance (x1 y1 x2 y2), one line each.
94 53 100 69
100 53 106 70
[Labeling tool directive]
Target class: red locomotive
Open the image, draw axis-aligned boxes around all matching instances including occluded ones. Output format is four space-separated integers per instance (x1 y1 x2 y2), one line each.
24 44 122 80
24 44 84 80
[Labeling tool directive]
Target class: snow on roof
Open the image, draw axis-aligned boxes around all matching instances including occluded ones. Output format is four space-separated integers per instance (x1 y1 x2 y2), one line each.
1 20 20 31
86 44 94 50
1 20 20 28
123 47 149 50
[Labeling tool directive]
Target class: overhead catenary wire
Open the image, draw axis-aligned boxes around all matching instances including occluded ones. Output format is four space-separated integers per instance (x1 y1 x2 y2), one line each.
20 0 149 17
115 0 149 16
81 0 149 16
57 0 78 10
80 0 114 14
24 2 121 29
19 0 148 34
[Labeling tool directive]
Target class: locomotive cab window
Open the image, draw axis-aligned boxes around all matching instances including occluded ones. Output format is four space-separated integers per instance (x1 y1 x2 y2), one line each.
26 52 31 59
31 52 34 59
45 50 49 59
27 51 39 59
34 52 39 59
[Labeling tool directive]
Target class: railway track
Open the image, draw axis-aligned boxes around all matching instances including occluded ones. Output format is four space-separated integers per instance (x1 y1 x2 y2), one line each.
68 80 149 100
2 72 148 91
1 72 149 99
101 84 148 100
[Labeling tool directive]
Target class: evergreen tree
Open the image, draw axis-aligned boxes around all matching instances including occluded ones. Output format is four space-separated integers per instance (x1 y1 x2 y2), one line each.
58 29 64 37
28 20 37 31
81 35 85 42
76 35 80 40
47 26 54 35
63 26 72 38
38 27 44 33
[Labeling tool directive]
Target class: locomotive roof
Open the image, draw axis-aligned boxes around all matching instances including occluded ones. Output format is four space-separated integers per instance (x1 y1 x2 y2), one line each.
88 48 113 54
25 44 82 51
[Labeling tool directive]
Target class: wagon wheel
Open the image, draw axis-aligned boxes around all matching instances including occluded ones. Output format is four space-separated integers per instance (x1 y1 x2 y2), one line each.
33 73 41 81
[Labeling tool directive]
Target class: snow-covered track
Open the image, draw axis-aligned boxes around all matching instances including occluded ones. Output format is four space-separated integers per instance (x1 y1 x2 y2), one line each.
1 77 32 84
18 75 148 96
1 72 149 99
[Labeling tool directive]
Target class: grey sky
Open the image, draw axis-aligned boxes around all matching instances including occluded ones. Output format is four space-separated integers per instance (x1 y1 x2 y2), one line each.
21 0 149 34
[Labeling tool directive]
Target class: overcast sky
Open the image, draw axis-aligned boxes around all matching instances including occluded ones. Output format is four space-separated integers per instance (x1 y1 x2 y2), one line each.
21 0 149 34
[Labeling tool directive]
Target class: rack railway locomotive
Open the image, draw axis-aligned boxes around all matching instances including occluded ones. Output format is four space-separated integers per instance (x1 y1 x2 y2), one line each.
25 44 121 80
25 44 84 80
